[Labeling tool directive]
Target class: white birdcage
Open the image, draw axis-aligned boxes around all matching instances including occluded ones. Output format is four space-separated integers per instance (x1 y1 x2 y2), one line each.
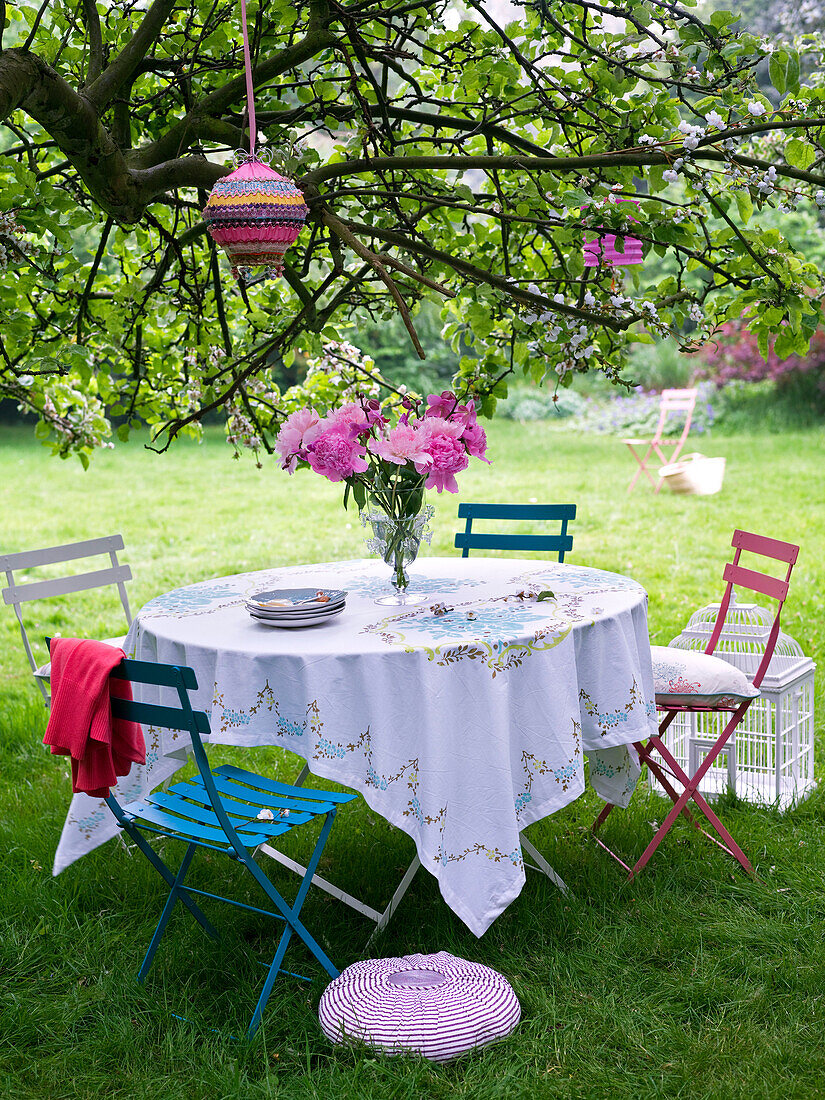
650 595 816 808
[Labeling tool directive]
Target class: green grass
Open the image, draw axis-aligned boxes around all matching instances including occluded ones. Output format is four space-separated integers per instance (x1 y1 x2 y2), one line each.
1 421 824 1100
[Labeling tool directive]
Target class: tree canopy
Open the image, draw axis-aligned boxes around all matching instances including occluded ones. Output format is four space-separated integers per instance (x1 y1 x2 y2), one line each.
1 0 824 463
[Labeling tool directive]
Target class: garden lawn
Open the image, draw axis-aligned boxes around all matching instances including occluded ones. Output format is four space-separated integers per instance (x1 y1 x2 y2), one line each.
1 420 824 1100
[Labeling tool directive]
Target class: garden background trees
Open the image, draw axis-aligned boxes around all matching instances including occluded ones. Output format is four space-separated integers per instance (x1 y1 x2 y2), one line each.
1 0 825 462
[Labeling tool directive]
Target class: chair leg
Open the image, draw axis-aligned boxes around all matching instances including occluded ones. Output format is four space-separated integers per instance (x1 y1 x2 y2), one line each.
138 843 200 982
629 707 754 878
235 810 341 1039
113 813 219 941
520 835 569 895
642 729 755 875
626 443 662 493
592 719 731 877
247 923 298 1039
365 855 422 950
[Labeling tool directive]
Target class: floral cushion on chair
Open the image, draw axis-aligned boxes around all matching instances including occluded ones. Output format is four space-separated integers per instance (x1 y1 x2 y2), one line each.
651 645 760 708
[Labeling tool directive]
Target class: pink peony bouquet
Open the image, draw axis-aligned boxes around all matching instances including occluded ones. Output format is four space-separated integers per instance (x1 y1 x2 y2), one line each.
275 390 490 511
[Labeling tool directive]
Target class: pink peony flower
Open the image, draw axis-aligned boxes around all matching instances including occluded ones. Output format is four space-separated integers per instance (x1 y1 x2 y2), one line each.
275 408 323 473
416 416 468 493
424 391 460 419
369 423 432 468
454 398 477 427
323 402 369 438
306 430 369 483
462 421 490 463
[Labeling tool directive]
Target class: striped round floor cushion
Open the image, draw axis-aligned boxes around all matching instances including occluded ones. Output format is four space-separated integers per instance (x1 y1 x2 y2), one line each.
318 951 521 1062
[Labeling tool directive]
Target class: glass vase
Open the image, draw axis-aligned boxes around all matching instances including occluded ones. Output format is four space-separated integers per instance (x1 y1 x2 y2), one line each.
360 483 434 605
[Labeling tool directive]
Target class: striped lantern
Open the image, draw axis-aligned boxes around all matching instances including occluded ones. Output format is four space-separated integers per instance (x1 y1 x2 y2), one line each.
319 952 521 1062
202 155 309 284
583 197 643 267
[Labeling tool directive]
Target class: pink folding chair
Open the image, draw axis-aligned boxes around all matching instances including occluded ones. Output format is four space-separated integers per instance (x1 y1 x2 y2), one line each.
624 387 698 493
592 530 800 880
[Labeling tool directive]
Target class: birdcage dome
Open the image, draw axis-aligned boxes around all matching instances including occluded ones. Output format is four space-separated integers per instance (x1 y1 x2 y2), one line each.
668 593 812 688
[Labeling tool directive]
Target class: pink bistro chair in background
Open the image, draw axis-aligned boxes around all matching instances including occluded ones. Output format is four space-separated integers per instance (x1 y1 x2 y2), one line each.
624 387 698 493
592 530 800 881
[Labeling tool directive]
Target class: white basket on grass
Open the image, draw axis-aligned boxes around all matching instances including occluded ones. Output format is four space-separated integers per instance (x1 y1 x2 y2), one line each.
658 453 725 495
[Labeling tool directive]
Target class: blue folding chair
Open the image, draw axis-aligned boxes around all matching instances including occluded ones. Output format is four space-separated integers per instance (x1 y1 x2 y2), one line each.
454 503 576 561
103 657 356 1039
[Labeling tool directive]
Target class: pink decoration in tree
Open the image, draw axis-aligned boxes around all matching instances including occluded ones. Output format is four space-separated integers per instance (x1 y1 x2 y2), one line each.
583 198 643 267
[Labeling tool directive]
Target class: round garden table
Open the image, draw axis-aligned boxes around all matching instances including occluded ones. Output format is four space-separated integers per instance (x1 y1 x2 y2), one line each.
54 556 657 936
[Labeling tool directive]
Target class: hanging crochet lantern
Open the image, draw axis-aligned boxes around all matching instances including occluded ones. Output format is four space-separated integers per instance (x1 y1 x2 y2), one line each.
583 198 643 268
203 155 309 283
201 0 308 284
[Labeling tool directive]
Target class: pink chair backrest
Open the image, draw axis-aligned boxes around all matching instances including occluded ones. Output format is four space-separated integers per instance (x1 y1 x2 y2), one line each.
705 530 800 688
651 388 698 446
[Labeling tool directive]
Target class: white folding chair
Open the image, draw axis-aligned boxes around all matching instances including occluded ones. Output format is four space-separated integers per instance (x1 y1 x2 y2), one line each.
261 763 568 948
1 534 132 705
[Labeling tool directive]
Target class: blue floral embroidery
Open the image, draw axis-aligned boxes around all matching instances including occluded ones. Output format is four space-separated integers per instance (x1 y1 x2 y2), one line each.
316 737 346 759
222 708 251 727
75 808 106 832
591 756 619 778
279 718 305 738
407 605 549 642
514 790 533 813
519 565 642 592
140 582 240 616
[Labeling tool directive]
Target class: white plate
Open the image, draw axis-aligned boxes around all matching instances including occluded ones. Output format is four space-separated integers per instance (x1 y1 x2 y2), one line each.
247 587 347 611
249 607 345 628
246 600 346 620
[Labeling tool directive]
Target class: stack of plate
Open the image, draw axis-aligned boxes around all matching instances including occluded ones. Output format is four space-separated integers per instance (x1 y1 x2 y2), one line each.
246 588 347 628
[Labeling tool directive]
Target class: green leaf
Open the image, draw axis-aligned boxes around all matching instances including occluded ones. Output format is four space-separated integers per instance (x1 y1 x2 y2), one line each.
769 50 800 96
735 190 753 224
785 139 816 170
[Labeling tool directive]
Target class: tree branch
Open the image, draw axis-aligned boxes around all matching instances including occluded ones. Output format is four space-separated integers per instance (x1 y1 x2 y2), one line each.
131 23 338 169
339 217 631 330
0 49 142 220
80 0 103 86
85 0 178 112
323 210 426 359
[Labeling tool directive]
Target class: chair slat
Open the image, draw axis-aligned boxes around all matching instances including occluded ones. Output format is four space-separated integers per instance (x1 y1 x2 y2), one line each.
111 697 210 735
723 562 789 602
731 529 799 565
166 780 314 824
456 503 576 521
110 658 198 690
0 534 124 572
201 771 343 815
215 764 357 804
148 790 293 836
122 801 259 846
3 564 132 605
454 533 574 552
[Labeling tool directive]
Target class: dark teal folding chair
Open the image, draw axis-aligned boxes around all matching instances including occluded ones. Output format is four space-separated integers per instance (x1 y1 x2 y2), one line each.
454 502 576 560
104 657 356 1039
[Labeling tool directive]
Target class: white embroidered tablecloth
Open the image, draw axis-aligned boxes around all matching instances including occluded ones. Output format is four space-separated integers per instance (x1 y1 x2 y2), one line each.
54 558 656 936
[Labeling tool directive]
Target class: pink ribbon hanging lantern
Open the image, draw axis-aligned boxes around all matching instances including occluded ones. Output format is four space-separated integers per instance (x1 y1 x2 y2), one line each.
583 197 643 268
202 0 308 284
